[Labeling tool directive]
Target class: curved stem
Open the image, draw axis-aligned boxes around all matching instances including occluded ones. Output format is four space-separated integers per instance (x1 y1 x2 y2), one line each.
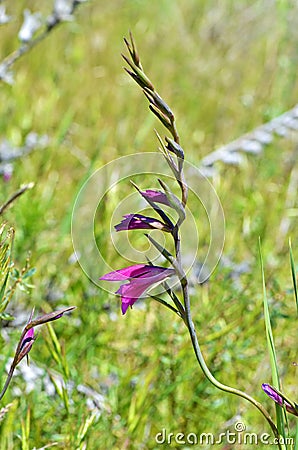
168 148 280 446
170 169 280 445
0 365 15 401
0 183 34 216
180 277 282 449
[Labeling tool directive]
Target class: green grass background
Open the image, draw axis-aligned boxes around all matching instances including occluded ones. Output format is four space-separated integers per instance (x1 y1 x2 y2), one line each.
0 1 298 449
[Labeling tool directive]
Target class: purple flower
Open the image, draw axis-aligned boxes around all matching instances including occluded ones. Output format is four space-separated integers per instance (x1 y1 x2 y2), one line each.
0 306 76 401
262 383 298 416
2 164 13 182
100 264 175 314
16 327 35 365
115 214 171 232
140 189 170 206
15 306 75 366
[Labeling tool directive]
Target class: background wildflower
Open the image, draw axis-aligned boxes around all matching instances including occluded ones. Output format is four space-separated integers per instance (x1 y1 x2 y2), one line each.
262 383 298 416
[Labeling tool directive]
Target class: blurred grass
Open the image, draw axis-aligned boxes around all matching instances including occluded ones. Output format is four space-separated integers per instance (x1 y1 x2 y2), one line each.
0 0 298 448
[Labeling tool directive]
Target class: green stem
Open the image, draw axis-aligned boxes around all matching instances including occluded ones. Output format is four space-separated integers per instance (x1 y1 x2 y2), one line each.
0 364 15 401
180 275 282 449
170 148 280 446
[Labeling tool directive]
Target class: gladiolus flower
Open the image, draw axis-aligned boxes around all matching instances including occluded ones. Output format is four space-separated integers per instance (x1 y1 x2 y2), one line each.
100 264 175 314
115 214 171 232
15 307 75 366
262 383 298 416
0 306 76 401
140 189 170 206
16 327 35 365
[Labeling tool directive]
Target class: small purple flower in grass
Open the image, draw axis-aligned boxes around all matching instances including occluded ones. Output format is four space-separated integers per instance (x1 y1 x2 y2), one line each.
100 264 175 314
115 214 171 232
262 383 298 416
140 189 171 206
16 327 36 365
3 164 13 182
0 306 76 401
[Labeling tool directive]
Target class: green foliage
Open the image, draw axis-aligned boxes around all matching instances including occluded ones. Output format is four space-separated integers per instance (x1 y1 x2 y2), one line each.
259 240 286 444
0 224 35 320
0 224 14 318
289 240 298 314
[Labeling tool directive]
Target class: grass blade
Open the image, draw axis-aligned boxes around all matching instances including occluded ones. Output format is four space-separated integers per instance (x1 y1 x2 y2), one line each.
259 239 286 445
289 239 298 314
294 422 298 450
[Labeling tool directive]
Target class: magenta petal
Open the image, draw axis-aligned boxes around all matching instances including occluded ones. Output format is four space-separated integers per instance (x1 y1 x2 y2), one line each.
142 267 175 280
24 327 34 340
20 328 35 349
17 327 35 364
117 283 144 313
121 298 131 314
116 267 175 314
262 384 283 405
141 189 170 206
115 214 169 231
100 264 149 281
116 278 152 299
262 383 298 416
100 264 174 281
101 265 176 314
